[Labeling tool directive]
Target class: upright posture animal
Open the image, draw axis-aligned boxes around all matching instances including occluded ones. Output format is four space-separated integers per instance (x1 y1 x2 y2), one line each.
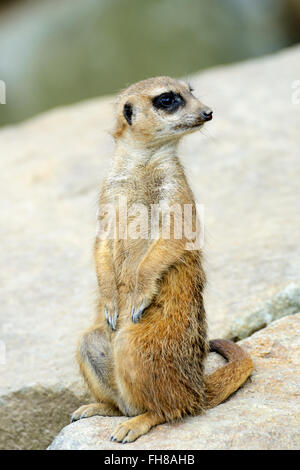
72 77 254 443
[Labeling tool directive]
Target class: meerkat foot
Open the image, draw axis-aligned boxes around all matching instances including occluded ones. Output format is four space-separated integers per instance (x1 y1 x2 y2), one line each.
110 412 164 443
71 403 122 423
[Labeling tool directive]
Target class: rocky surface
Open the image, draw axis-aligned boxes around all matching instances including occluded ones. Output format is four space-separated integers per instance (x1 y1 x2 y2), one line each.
48 315 300 450
226 283 300 340
0 46 300 449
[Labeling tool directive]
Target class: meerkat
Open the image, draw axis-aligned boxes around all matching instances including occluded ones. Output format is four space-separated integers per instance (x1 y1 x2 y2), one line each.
71 76 254 443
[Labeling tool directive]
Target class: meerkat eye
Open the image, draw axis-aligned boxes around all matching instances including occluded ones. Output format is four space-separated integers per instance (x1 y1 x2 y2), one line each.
152 92 184 113
157 93 175 107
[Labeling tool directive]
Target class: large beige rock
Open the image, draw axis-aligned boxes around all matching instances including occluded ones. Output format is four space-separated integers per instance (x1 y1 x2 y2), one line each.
0 46 300 449
48 314 300 450
227 283 300 340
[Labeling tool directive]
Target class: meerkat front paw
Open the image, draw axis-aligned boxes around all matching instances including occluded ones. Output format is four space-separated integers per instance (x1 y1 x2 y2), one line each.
103 300 119 330
131 297 150 323
130 281 156 323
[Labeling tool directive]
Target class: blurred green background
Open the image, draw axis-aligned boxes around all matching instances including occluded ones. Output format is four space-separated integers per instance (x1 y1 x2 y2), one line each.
0 0 299 127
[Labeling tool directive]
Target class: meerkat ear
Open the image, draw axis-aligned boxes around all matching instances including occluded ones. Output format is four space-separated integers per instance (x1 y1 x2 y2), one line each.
123 102 133 125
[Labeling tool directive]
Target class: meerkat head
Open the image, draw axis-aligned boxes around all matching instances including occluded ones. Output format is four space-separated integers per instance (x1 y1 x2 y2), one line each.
113 76 213 148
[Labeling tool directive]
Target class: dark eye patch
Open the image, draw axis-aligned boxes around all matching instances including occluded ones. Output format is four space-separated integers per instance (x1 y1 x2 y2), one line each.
152 91 184 113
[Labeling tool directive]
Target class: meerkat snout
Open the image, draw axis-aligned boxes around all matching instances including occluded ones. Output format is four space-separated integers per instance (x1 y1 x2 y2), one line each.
200 108 213 122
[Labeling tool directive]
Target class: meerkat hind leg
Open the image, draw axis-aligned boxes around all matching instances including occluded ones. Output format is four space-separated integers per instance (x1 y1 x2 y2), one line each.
111 412 165 443
71 403 122 422
72 327 122 422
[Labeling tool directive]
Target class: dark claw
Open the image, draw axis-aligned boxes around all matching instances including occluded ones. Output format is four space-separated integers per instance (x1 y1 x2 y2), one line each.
131 302 146 323
104 308 118 331
105 316 116 331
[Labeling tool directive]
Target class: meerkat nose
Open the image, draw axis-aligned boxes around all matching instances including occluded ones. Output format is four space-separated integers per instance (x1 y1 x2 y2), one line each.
201 109 213 121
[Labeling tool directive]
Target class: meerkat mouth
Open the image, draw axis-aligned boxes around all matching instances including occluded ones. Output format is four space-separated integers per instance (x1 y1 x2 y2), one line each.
191 120 206 127
174 121 205 131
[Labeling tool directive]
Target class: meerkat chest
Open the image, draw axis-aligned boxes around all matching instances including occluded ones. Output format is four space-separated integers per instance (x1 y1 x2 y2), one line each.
102 168 174 268
108 167 176 207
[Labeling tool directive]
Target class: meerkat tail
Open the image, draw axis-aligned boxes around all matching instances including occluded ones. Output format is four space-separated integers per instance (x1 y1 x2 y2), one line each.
204 339 254 409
